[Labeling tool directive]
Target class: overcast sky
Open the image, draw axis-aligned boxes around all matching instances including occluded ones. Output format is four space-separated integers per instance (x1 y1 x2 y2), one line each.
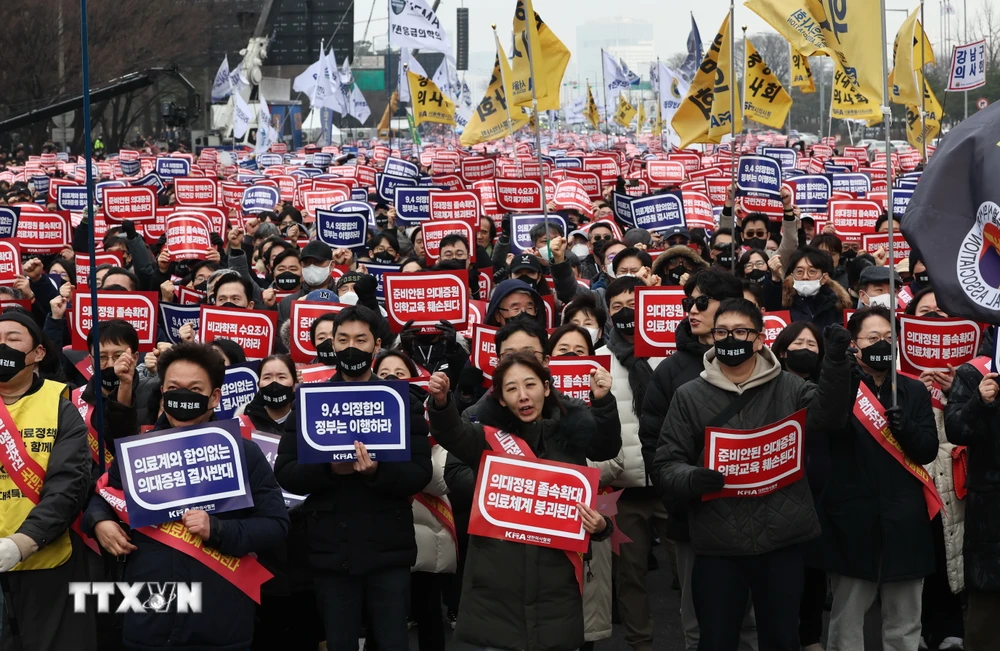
352 0 986 77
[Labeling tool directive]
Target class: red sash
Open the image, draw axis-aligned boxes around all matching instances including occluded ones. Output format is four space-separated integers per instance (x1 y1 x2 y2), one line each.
95 472 273 603
969 356 992 375
70 386 115 467
482 426 586 593
853 382 944 519
0 396 101 554
412 492 459 550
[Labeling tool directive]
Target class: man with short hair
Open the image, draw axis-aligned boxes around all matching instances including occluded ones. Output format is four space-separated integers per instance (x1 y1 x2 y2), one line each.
212 275 256 309
98 266 139 292
276 305 432 651
655 299 851 651
438 234 471 266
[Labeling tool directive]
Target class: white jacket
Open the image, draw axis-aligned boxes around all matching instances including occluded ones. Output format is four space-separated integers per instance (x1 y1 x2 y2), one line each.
925 398 965 593
595 345 664 489
412 444 458 574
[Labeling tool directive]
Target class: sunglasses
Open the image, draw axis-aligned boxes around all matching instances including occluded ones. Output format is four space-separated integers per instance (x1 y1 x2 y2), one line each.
681 295 711 313
591 234 613 242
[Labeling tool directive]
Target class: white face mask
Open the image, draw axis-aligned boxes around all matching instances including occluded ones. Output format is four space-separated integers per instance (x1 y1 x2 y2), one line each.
301 265 331 286
866 293 893 309
605 262 615 278
585 327 600 345
793 279 822 297
571 244 590 259
340 291 359 306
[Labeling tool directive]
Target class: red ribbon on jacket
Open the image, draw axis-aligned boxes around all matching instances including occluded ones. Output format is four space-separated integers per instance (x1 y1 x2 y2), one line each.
853 382 944 519
70 386 115 467
482 426 586 593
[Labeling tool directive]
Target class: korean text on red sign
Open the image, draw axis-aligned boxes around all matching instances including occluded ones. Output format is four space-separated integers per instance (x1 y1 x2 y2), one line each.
634 287 687 357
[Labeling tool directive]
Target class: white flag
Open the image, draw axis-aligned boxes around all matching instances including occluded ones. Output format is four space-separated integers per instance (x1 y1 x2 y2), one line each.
460 81 473 110
229 62 248 95
398 49 428 103
603 51 631 94
388 0 454 60
256 96 276 155
454 103 472 130
565 97 587 125
619 58 641 86
432 58 460 101
319 49 348 114
655 63 688 126
233 91 252 140
293 56 323 96
211 56 232 102
349 85 371 124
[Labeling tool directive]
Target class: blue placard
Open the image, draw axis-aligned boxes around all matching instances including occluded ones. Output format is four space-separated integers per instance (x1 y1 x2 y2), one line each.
362 263 400 302
292 167 323 178
736 156 782 200
95 180 126 206
328 200 375 230
892 188 915 219
629 193 686 233
30 175 50 197
0 207 20 240
901 171 922 183
831 173 871 197
376 173 418 202
115 419 253 529
296 381 411 463
159 303 201 345
120 159 141 177
351 188 369 202
155 158 191 179
611 191 636 228
241 186 280 214
316 209 368 248
132 173 165 192
510 214 569 253
56 185 89 212
238 158 259 171
394 187 431 223
823 164 849 173
895 179 919 189
75 164 98 181
311 153 333 168
760 147 797 170
250 431 306 508
257 153 283 168
554 157 582 169
215 362 261 420
385 156 419 178
342 146 358 156
792 175 832 212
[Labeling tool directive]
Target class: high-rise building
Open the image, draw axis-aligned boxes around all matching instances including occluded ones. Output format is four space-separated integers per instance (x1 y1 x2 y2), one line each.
576 17 655 86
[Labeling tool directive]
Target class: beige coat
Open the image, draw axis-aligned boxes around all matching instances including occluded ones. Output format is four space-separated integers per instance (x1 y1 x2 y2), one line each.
584 448 626 642
412 444 458 574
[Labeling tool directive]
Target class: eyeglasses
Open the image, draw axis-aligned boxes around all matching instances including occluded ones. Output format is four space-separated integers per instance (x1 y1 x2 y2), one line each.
590 234 613 243
791 267 822 280
682 295 711 313
860 333 892 346
499 303 536 317
711 327 759 342
743 229 768 239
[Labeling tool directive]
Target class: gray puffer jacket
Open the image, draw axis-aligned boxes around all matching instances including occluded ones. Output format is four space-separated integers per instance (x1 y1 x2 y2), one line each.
653 346 850 556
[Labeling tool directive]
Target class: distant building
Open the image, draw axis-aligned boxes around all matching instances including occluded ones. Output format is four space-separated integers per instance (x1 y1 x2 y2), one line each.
576 18 655 86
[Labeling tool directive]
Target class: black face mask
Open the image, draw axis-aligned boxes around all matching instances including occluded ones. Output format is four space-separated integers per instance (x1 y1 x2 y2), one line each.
372 251 396 263
744 237 767 251
914 272 930 287
667 266 686 286
162 389 211 422
841 248 858 261
259 381 294 408
715 248 734 268
784 349 819 376
315 339 337 366
375 214 390 229
0 345 26 383
922 311 943 319
611 307 635 336
559 351 580 357
173 261 192 278
221 301 240 309
275 272 301 291
747 269 768 284
861 340 893 372
193 281 208 292
715 336 756 367
101 366 120 393
336 346 373 377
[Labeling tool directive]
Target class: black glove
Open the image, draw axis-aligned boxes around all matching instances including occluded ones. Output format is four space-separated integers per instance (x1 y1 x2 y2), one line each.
353 274 379 312
467 266 481 300
885 406 906 436
437 320 463 356
499 213 512 243
690 468 726 496
399 319 419 352
210 232 225 249
458 366 484 393
121 219 137 240
823 324 852 362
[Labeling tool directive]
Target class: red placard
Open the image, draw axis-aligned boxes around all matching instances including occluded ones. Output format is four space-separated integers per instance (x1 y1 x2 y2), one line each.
469 452 599 553
165 212 212 260
736 196 783 221
581 156 620 183
461 299 489 339
174 177 219 207
495 179 543 212
861 233 911 266
471 324 499 387
703 409 806 500
75 251 123 288
220 181 248 210
383 271 469 333
552 181 592 215
297 363 338 384
548 355 612 406
71 291 159 352
175 286 206 305
198 305 277 361
16 211 70 254
301 189 349 219
667 151 702 174
271 175 298 203
706 177 731 208
429 173 465 191
473 179 502 216
0 240 22 286
647 160 686 186
829 200 881 242
47 178 77 205
898 316 981 374
429 190 481 221
634 286 687 357
289 301 346 364
681 191 715 230
844 147 868 164
562 170 602 199
762 311 792 348
421 218 477 266
460 157 496 184
103 186 156 222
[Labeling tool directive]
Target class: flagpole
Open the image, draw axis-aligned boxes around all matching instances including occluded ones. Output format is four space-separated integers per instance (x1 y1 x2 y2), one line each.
880 0 899 408
729 0 737 274
964 0 968 119
787 40 793 138
656 57 665 153
601 48 612 150
492 26 518 156
522 4 551 261
919 0 928 162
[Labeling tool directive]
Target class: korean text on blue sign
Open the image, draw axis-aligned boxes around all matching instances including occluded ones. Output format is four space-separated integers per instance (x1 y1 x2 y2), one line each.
612 191 636 227
215 362 261 420
362 263 400 302
132 173 165 192
736 156 782 200
30 176 50 197
311 153 333 168
831 173 871 197
155 158 191 179
120 159 141 177
629 193 686 233
159 303 200 345
115 419 253 529
95 180 126 206
760 148 797 170
257 153 283 168
394 188 431 223
296 381 411 463
241 186 280 214
0 207 19 239
384 156 420 178
351 188 369 202
316 209 368 248
251 431 306 508
510 214 569 253
57 185 89 212
376 173 418 202
793 175 832 212
554 157 582 169
892 188 915 219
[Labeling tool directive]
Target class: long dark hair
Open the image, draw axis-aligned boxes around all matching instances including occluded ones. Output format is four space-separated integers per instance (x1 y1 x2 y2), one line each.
488 352 564 427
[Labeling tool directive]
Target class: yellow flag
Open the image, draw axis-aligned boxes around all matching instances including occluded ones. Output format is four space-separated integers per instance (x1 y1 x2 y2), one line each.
746 0 884 105
914 19 935 67
584 82 601 129
652 101 663 135
460 34 530 146
906 71 942 150
744 38 793 129
510 0 570 111
377 91 399 140
830 58 882 122
672 13 742 149
790 47 815 93
889 9 921 107
637 101 646 129
406 71 456 127
614 94 637 128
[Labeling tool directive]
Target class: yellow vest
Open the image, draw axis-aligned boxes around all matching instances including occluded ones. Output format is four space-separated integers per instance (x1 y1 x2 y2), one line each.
0 381 73 571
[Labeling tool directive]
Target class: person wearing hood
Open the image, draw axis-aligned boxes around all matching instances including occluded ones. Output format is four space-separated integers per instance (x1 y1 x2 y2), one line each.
651 239 710 288
654 299 852 651
484 278 546 329
639 269 749 651
783 247 853 330
276 241 339 325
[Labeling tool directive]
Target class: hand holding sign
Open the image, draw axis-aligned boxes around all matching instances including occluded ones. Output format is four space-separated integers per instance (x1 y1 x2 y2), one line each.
577 503 607 534
182 509 211 541
428 371 450 407
353 441 378 475
980 373 999 404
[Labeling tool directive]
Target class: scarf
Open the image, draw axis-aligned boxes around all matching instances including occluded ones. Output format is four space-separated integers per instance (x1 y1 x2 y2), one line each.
605 328 653 418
